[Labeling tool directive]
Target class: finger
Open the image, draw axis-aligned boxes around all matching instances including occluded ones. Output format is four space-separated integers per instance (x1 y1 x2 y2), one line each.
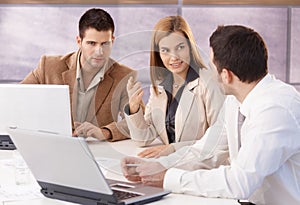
132 82 142 92
74 125 87 138
138 148 154 158
142 151 159 158
74 121 82 128
125 175 141 182
136 89 144 102
121 157 141 176
133 87 144 96
127 76 135 89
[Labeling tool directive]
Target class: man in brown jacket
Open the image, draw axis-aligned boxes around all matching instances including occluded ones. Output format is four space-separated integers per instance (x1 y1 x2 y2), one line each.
22 8 137 142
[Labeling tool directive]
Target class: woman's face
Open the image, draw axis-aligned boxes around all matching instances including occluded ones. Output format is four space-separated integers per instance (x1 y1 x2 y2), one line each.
158 31 191 79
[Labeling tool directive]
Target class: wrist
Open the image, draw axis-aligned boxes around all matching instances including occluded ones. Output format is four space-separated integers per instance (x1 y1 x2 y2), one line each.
101 128 112 140
129 103 140 114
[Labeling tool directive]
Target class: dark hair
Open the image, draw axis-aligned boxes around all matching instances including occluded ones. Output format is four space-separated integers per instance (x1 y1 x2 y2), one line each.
209 25 268 83
79 8 115 39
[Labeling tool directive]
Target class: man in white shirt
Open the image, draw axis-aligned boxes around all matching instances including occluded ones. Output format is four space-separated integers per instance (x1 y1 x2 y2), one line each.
122 25 300 205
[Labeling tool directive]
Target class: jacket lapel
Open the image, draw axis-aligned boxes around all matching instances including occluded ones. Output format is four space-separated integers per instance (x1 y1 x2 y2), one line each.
175 79 198 142
62 52 78 127
152 86 169 145
85 65 114 123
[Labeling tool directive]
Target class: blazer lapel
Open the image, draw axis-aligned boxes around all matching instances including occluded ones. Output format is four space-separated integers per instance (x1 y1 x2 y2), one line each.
175 79 198 142
62 52 78 127
152 86 169 145
85 69 114 123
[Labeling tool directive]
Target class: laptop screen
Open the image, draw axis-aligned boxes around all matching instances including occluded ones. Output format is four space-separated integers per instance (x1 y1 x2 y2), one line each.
0 84 72 135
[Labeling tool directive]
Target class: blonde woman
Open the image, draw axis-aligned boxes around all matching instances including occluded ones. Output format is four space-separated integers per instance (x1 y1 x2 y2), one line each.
124 16 225 158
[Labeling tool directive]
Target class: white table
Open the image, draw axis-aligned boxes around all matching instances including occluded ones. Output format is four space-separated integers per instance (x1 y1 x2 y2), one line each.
0 139 239 205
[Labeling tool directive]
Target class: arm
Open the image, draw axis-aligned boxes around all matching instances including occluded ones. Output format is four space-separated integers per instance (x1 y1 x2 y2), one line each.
124 86 164 147
158 102 229 171
164 105 300 199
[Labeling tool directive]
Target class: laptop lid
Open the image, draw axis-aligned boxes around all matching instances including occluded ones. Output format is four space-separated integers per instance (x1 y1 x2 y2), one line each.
7 127 170 205
0 84 72 136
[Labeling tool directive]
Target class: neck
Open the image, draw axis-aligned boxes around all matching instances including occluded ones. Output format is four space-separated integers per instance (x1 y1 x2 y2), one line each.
173 73 185 86
234 79 261 103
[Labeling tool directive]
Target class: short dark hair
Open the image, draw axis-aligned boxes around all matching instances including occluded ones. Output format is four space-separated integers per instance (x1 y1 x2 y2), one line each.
79 8 115 39
209 25 268 83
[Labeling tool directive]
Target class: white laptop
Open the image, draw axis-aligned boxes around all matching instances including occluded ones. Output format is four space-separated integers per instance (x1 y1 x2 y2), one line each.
7 127 170 205
0 84 72 149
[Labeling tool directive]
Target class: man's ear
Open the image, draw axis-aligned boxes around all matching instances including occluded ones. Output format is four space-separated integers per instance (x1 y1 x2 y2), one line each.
221 68 233 84
76 36 82 47
111 35 115 44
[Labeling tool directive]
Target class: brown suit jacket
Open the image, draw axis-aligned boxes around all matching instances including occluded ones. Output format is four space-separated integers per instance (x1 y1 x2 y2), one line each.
21 50 137 141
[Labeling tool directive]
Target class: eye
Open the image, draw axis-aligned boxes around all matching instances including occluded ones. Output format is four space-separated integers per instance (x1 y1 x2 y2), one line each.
87 41 96 46
160 48 168 53
101 41 112 47
177 44 185 51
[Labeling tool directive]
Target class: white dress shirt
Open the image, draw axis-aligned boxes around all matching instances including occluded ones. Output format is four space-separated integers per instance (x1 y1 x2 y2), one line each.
160 74 300 205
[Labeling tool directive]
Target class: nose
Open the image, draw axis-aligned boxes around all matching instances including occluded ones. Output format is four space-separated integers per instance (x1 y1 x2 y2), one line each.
95 45 103 55
169 52 179 61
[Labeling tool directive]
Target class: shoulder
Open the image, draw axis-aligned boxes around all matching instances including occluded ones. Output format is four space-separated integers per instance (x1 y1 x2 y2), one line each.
41 51 76 63
40 51 77 71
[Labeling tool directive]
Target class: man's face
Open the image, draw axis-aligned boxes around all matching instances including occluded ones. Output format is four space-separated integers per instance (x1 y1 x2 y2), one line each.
77 28 114 71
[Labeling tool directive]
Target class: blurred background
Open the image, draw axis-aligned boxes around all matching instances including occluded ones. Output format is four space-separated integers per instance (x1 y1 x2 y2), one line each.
0 0 299 96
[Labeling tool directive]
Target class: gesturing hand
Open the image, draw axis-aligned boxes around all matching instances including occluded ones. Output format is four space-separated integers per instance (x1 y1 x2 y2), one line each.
127 76 144 114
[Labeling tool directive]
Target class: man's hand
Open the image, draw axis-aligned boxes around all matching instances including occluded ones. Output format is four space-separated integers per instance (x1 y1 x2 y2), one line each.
121 156 144 182
137 161 167 188
73 122 111 140
127 76 144 114
121 157 167 188
138 144 175 158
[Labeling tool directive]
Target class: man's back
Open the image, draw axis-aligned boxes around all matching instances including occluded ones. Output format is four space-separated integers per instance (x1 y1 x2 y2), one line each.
229 74 300 204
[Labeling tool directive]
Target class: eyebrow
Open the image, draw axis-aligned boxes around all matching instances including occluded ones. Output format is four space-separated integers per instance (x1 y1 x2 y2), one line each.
159 42 186 49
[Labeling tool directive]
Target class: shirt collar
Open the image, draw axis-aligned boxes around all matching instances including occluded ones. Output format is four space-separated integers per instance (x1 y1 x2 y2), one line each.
76 51 109 91
240 73 273 117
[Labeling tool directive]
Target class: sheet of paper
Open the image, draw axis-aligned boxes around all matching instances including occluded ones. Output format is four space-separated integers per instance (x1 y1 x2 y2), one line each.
0 184 43 202
95 157 122 175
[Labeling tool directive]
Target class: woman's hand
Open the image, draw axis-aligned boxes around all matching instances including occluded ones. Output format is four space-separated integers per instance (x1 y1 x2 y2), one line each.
127 76 144 114
138 144 175 158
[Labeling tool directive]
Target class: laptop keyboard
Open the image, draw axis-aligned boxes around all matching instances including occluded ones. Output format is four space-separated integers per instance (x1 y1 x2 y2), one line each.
113 189 142 200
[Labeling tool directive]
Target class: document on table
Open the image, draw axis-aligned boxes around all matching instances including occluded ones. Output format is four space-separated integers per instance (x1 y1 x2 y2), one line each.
0 184 43 202
0 158 43 202
95 157 122 174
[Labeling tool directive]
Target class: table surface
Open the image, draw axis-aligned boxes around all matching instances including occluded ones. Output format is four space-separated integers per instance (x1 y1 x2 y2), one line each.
0 138 239 205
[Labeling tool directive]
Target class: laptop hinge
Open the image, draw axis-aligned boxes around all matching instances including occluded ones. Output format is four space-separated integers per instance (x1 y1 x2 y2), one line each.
38 181 124 205
0 135 16 150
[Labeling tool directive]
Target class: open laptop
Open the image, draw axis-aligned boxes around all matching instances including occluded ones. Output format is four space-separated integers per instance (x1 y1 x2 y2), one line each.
0 84 72 150
7 127 170 205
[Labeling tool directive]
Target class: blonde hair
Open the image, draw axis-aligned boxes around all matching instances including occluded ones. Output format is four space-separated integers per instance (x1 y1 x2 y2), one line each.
150 16 206 95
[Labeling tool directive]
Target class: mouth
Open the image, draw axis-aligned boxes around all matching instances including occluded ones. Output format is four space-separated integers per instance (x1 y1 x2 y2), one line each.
170 61 183 68
93 56 103 60
92 57 104 62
